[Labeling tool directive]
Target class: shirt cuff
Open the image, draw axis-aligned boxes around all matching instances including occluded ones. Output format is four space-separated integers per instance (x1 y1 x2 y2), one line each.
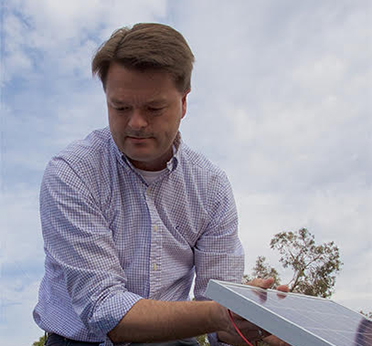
90 290 143 337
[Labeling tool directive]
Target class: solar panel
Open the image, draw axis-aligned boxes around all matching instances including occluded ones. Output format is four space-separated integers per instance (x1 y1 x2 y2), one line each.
205 280 372 346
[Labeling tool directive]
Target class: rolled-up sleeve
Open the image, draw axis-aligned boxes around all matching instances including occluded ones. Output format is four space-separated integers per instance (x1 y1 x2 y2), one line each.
41 157 143 336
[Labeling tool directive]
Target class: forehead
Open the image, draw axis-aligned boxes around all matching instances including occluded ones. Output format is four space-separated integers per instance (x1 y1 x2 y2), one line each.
105 62 180 103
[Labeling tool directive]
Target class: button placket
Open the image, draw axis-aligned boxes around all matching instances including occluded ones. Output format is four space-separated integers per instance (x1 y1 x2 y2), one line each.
145 187 162 299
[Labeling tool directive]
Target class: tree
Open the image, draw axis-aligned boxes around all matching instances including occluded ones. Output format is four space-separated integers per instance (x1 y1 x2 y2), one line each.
245 229 343 346
32 335 45 346
243 256 281 288
245 229 343 298
269 228 342 298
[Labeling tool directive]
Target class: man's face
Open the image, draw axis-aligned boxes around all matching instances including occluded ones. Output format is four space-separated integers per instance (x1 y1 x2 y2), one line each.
105 62 189 171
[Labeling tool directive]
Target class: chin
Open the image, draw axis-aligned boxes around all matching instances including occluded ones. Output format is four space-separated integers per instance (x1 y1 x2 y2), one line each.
126 152 153 164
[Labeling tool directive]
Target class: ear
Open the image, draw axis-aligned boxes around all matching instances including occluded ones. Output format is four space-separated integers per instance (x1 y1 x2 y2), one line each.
181 89 191 119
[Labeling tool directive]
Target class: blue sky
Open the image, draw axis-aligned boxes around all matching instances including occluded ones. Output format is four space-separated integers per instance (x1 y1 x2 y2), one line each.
1 1 371 345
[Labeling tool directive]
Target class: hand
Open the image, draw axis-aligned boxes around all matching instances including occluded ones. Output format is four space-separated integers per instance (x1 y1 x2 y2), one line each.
261 334 290 346
248 278 291 346
217 311 270 345
247 277 289 293
217 277 291 346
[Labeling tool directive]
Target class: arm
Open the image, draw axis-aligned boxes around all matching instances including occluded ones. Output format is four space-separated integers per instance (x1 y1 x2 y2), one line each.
108 280 290 345
108 299 227 343
40 158 143 337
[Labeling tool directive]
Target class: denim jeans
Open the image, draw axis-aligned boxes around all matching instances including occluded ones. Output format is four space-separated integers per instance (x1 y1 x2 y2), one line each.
45 333 101 346
131 339 199 346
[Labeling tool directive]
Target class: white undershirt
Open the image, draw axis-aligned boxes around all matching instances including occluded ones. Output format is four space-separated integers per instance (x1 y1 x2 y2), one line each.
133 145 176 184
135 167 168 184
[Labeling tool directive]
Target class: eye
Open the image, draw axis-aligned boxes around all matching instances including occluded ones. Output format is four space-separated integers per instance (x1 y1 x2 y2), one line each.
115 106 131 112
147 106 164 114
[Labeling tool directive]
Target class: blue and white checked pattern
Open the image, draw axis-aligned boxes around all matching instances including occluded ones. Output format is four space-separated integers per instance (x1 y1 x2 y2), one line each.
33 127 244 345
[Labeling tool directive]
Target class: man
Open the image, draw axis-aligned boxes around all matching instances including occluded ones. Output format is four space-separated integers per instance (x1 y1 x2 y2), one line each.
33 23 289 346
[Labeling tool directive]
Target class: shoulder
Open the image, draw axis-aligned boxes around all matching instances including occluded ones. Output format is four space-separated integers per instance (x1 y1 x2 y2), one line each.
180 142 225 175
177 142 237 220
44 127 113 183
58 127 111 165
178 142 229 189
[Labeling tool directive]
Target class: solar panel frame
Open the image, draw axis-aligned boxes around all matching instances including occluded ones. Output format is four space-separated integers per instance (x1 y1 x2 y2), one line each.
205 279 371 346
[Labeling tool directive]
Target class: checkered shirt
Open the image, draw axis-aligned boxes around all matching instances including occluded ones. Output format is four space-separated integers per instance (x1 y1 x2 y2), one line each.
33 127 244 345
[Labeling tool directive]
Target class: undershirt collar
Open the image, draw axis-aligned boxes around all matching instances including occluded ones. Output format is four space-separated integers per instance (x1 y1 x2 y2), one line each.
134 167 168 184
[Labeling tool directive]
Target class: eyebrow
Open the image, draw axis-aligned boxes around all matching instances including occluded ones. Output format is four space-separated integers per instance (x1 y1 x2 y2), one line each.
110 98 168 106
110 98 129 105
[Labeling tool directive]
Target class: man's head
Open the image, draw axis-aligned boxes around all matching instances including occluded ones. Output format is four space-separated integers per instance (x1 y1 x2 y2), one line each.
92 23 194 171
92 23 194 93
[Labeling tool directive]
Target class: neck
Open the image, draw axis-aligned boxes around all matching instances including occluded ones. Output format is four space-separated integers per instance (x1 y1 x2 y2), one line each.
129 147 173 172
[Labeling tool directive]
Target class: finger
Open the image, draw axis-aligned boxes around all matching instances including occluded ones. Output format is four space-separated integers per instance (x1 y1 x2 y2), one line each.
248 277 274 289
227 310 271 343
258 327 271 339
240 328 271 344
276 285 289 300
277 285 289 292
263 334 291 346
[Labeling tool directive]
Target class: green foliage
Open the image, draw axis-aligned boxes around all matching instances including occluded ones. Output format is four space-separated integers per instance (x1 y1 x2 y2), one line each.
195 334 210 346
32 335 45 346
269 228 342 298
243 256 281 288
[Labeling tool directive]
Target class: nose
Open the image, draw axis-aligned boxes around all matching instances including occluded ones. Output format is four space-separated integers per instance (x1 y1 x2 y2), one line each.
127 109 148 130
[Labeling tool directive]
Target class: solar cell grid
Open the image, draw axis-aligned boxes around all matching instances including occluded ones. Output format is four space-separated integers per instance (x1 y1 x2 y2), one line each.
205 280 372 346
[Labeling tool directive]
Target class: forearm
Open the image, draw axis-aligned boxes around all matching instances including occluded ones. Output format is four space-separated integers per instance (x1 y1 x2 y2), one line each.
108 299 228 343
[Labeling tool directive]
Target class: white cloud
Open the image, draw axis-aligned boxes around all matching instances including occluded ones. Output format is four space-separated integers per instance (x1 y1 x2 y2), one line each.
3 0 168 83
0 278 43 346
0 185 43 265
0 186 44 345
2 13 34 83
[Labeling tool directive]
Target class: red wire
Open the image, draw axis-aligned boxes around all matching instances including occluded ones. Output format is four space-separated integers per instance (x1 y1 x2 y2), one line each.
227 309 256 346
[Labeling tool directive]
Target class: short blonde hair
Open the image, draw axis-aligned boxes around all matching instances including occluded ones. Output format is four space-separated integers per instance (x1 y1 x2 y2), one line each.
92 23 194 92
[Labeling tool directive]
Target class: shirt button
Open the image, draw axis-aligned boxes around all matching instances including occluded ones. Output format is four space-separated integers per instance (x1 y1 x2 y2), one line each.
153 225 158 231
153 263 158 271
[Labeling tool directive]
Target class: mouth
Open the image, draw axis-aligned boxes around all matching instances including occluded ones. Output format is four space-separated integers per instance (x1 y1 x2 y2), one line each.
126 136 152 143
